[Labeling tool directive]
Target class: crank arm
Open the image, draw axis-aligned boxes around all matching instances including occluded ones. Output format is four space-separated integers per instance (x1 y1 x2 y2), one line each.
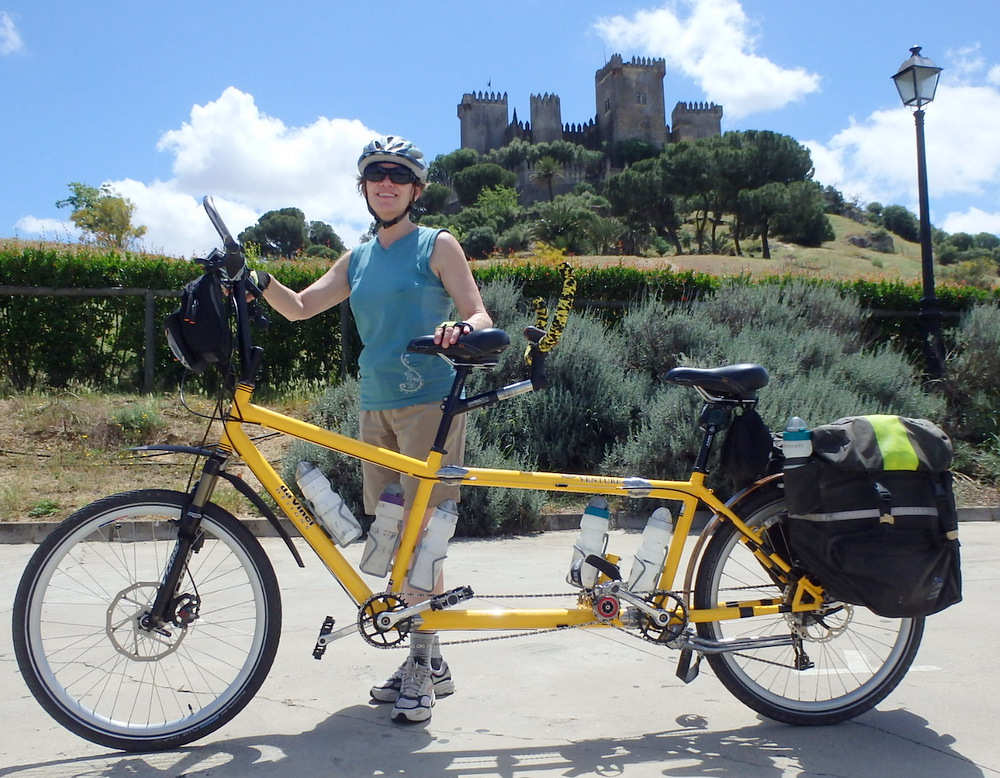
313 616 359 659
676 633 795 655
374 586 475 631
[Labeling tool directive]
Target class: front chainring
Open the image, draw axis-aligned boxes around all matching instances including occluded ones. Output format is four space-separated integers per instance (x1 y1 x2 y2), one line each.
636 590 688 645
358 593 411 648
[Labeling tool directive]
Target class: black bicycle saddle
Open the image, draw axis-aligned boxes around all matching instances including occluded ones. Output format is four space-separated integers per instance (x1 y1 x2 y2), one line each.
406 328 511 365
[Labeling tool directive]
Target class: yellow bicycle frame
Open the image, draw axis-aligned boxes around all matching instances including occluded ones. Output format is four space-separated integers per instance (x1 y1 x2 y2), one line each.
221 382 824 634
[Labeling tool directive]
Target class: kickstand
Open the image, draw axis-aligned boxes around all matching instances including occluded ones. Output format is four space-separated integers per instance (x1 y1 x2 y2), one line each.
676 648 702 684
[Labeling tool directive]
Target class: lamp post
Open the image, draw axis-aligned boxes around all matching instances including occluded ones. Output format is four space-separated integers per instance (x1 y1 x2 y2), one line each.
892 46 945 379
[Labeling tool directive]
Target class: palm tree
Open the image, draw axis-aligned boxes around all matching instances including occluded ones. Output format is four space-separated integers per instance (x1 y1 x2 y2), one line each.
530 156 563 202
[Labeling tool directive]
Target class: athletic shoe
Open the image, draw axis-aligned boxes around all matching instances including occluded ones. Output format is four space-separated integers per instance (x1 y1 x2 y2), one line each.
370 657 455 703
391 659 435 723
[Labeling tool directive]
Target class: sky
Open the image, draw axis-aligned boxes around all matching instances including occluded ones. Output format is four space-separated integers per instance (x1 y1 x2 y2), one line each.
2 1 1000 258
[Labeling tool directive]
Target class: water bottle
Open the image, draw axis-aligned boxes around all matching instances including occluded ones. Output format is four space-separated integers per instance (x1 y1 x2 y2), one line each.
627 507 672 592
407 499 459 592
295 462 363 546
567 496 611 588
359 483 405 577
782 416 813 469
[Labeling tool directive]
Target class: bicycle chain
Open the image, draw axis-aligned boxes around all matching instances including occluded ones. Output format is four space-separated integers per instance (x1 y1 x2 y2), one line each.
366 589 691 650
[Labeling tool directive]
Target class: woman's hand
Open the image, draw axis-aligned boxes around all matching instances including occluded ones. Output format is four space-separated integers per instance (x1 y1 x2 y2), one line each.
434 320 474 347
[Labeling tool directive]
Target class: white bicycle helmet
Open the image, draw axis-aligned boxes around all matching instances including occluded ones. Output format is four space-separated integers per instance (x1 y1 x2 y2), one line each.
357 135 428 184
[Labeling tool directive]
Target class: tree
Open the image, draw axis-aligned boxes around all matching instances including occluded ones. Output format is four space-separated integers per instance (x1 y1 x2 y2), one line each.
771 180 834 247
239 208 309 258
604 157 683 254
530 156 563 201
452 163 517 207
736 183 789 258
56 182 147 250
881 205 920 243
308 220 346 254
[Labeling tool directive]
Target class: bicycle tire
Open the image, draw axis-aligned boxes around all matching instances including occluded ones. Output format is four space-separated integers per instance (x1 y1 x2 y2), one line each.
12 489 282 751
693 484 924 725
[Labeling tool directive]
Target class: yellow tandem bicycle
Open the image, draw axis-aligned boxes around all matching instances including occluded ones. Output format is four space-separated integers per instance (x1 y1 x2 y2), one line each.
12 198 925 751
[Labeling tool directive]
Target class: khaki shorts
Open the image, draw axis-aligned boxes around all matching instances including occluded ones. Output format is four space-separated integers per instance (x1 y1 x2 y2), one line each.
359 402 466 515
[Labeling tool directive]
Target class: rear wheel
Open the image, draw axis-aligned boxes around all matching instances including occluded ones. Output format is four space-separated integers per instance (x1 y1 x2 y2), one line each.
693 486 924 725
12 490 281 751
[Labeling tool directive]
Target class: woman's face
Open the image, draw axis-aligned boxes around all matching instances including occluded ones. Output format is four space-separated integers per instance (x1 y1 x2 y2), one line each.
363 163 421 223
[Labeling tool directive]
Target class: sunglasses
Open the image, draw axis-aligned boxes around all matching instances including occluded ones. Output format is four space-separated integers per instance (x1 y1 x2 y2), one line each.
363 165 419 184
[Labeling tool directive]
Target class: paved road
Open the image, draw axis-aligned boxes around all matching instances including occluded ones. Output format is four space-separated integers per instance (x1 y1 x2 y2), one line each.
1 525 998 778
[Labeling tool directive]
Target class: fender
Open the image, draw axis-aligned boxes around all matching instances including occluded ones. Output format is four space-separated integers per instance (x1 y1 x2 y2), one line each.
681 473 784 601
132 444 304 568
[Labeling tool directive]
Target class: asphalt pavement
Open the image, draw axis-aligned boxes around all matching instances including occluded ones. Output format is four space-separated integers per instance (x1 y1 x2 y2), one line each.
1 524 998 778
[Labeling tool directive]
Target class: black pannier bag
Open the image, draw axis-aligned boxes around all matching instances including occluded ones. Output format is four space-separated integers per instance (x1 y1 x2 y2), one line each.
783 414 961 618
164 272 232 374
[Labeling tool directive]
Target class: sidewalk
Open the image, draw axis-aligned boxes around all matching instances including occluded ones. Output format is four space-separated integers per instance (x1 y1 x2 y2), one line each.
1 524 998 777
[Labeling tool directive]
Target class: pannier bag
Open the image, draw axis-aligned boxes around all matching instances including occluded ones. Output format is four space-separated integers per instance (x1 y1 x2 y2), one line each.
783 414 961 618
164 272 232 374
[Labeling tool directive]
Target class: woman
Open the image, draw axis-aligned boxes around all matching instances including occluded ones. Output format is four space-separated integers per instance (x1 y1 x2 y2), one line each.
253 136 492 724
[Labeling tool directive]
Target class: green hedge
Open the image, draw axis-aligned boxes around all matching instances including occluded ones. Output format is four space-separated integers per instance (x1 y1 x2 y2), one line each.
2 246 996 391
0 247 355 391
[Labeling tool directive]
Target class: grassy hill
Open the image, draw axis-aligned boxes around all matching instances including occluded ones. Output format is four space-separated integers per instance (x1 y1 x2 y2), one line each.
483 215 957 285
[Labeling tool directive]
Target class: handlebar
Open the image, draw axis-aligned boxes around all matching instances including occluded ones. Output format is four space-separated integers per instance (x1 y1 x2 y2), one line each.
202 196 246 280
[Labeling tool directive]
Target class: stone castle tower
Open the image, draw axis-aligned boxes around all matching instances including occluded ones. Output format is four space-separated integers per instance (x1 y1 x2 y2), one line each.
457 54 722 155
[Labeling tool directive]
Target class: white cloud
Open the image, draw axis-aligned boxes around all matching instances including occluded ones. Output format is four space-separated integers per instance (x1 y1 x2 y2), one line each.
1 11 24 55
807 83 1000 229
15 87 381 256
14 216 79 242
941 207 1000 237
143 87 377 254
593 0 820 119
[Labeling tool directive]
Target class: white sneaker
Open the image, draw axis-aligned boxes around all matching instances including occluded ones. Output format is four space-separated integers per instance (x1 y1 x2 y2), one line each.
391 658 435 723
370 657 455 703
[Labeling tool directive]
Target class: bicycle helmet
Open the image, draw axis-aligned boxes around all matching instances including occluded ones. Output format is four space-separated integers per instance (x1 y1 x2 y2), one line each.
357 135 428 184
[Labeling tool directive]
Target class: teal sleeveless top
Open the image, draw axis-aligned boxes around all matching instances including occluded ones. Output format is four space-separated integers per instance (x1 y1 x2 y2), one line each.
348 227 455 411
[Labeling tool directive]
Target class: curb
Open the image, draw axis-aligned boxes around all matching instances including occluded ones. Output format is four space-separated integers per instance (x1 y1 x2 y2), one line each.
1 507 996 545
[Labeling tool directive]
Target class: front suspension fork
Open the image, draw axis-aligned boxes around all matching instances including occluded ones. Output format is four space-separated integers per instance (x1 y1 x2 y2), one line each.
143 455 226 629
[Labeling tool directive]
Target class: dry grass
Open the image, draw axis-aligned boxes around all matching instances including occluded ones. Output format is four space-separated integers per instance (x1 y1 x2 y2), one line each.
0 391 302 523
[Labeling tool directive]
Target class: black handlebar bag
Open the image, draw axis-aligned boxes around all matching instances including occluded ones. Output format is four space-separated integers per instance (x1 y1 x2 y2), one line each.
783 415 961 618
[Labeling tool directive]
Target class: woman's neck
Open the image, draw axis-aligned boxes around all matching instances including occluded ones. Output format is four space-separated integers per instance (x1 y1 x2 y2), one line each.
377 218 416 248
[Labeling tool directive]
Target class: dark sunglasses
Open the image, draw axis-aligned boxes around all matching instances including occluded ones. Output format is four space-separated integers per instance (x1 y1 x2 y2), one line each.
363 165 419 184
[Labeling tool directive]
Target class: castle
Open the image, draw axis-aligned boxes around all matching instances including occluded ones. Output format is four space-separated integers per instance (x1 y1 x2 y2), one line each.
457 54 723 156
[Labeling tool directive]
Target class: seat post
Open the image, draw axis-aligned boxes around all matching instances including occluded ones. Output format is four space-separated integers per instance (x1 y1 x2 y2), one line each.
431 365 472 453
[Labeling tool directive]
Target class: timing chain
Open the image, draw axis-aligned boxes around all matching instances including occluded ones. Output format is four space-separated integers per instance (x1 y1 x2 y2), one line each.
376 588 693 650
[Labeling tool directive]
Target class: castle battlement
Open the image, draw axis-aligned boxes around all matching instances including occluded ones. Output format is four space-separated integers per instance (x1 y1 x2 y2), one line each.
460 91 508 105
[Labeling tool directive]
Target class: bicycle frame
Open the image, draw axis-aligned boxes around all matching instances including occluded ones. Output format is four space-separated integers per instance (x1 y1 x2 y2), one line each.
217 379 824 634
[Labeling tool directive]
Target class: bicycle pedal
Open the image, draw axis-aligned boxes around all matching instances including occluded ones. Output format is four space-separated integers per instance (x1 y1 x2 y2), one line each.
430 585 475 610
675 648 702 684
313 616 336 660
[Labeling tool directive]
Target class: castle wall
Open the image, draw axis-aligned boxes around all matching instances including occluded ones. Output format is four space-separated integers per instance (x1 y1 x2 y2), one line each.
595 54 668 150
670 101 723 143
457 92 509 154
530 93 562 145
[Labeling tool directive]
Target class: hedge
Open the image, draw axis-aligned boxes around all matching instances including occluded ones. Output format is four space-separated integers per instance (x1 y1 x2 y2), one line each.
2 246 996 391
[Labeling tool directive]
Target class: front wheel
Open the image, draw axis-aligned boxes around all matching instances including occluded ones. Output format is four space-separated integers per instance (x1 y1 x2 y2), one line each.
693 485 924 725
12 490 282 751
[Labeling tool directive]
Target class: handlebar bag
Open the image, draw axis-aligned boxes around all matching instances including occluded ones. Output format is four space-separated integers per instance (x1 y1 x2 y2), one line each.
164 272 232 374
782 415 961 618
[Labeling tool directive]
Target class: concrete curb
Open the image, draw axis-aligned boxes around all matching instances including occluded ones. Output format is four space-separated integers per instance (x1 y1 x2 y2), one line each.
1 506 996 545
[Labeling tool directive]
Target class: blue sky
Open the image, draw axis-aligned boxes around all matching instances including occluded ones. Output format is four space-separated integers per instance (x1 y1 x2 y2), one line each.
2 1 999 257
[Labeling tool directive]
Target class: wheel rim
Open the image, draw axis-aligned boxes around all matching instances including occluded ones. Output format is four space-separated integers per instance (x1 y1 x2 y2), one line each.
23 501 271 739
701 500 920 713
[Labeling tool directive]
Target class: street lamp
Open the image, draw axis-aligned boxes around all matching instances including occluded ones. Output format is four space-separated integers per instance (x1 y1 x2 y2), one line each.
892 45 945 379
